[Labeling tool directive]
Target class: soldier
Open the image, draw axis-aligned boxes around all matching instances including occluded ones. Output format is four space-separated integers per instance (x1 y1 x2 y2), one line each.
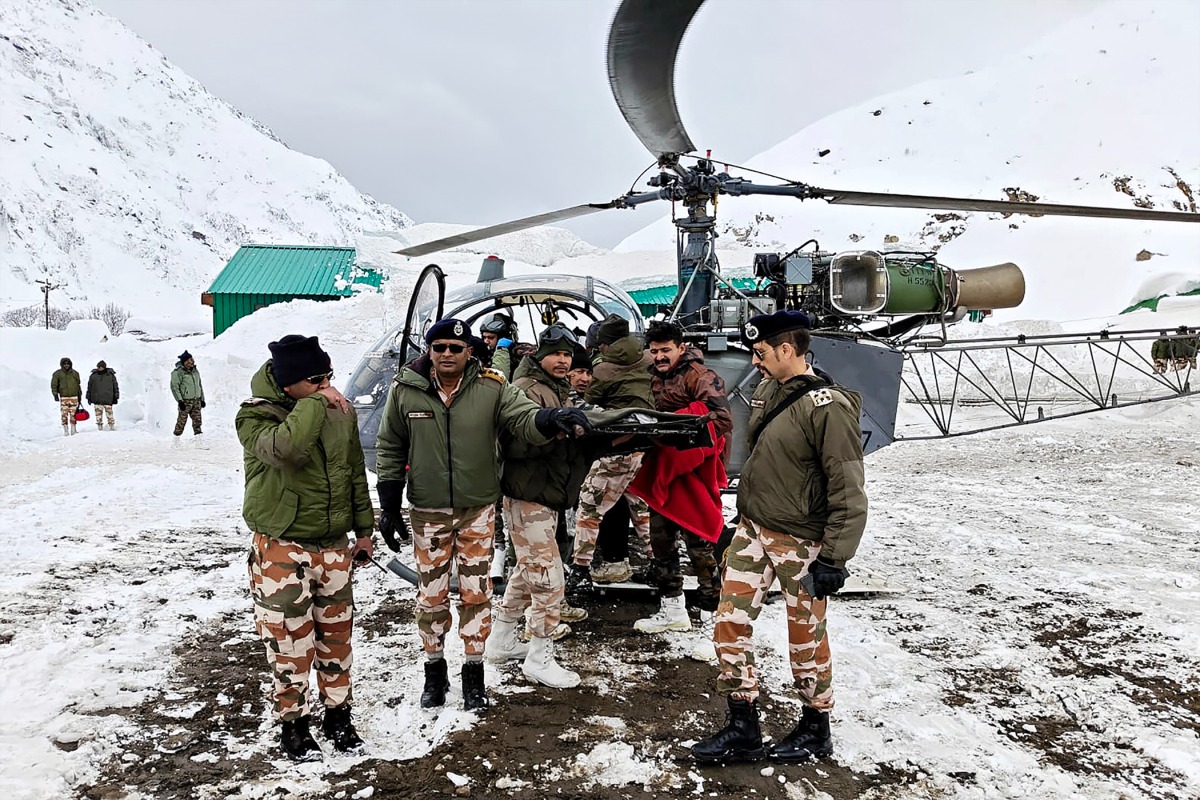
567 347 593 398
634 320 732 633
489 325 597 688
86 360 119 431
235 335 376 761
171 350 205 436
693 310 867 765
566 314 655 592
51 357 82 436
374 318 589 712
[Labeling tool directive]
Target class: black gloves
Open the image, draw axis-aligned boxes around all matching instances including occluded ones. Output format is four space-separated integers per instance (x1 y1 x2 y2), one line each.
200 400 206 408
377 480 410 552
534 407 591 438
806 556 849 601
178 401 186 412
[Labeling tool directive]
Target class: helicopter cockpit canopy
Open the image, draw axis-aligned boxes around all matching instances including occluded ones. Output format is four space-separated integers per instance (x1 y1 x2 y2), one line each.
346 263 644 467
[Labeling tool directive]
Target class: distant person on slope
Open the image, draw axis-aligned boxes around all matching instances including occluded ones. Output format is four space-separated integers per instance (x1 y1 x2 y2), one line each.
51 356 82 436
171 350 205 436
86 360 119 431
236 335 375 761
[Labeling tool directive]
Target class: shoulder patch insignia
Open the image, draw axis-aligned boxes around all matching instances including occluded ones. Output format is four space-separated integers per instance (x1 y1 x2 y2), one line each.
481 367 506 383
810 387 835 408
750 398 766 408
241 396 272 406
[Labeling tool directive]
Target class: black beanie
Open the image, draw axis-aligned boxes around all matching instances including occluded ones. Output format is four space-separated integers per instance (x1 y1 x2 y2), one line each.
178 350 193 363
569 347 592 373
596 313 629 346
269 335 330 388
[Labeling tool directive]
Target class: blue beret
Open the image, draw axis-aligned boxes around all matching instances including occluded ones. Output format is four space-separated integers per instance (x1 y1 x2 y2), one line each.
743 310 813 344
425 318 472 345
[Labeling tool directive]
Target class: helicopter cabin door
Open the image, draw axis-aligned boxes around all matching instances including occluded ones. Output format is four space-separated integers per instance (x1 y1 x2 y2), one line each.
397 264 446 365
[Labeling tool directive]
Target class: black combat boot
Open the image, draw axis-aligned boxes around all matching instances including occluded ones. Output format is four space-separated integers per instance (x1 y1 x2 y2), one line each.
420 658 450 708
770 705 833 762
321 705 364 753
565 564 592 596
280 715 322 761
691 697 765 764
462 660 489 712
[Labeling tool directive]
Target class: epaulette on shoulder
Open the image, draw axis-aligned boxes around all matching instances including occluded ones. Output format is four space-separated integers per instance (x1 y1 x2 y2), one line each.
241 396 274 407
480 367 507 384
809 387 835 408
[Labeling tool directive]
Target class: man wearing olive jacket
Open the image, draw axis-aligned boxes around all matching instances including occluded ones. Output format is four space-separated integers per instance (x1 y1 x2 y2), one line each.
374 318 589 713
236 335 375 762
693 310 867 766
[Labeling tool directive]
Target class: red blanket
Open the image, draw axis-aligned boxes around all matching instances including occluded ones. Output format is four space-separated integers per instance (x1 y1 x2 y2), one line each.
628 401 728 542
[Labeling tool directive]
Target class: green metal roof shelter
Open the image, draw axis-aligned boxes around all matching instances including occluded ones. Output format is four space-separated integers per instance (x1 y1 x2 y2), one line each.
203 244 383 336
627 277 759 316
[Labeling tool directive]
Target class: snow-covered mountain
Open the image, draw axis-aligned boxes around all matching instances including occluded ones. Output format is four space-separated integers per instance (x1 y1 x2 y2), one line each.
619 0 1200 325
0 0 412 318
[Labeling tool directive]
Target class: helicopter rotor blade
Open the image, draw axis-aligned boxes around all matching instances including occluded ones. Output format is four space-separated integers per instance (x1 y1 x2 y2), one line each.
394 202 622 257
607 0 702 161
805 186 1199 223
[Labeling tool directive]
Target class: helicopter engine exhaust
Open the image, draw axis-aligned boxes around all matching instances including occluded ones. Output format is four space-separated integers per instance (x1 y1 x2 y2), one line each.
829 251 1024 315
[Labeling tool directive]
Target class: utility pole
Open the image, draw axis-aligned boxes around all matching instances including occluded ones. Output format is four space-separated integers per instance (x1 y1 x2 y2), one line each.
35 278 63 330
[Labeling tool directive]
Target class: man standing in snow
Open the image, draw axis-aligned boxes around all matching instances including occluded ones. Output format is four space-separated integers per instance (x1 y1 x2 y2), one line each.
488 324 597 689
171 351 205 436
374 318 589 712
86 360 119 431
633 320 731 633
51 357 82 436
693 311 867 765
237 335 375 761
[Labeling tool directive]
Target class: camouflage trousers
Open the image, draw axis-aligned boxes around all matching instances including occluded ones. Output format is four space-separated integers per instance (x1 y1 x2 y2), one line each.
649 512 721 606
93 404 114 426
713 517 832 710
572 452 651 566
410 504 494 657
496 498 565 638
59 397 79 426
248 532 355 721
174 400 202 435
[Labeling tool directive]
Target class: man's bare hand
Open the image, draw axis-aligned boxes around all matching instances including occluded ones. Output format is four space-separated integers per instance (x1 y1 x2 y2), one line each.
317 385 350 414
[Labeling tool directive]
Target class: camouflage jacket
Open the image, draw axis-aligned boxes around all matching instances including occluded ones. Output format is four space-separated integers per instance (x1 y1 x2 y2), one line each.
375 356 550 510
86 368 120 405
501 357 596 510
235 361 375 545
51 368 82 399
736 374 867 567
584 335 654 411
649 346 734 440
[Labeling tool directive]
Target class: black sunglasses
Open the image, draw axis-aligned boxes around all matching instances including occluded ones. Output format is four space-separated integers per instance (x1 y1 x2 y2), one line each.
304 371 333 385
431 342 467 354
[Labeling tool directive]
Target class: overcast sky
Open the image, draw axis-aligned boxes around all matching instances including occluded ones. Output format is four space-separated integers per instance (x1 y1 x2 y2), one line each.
94 0 1103 248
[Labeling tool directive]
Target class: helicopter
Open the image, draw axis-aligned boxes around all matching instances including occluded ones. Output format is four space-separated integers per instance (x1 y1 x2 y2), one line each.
347 0 1197 475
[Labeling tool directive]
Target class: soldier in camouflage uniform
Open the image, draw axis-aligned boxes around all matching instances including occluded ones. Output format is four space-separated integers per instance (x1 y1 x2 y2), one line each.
51 357 82 436
235 335 375 761
567 314 655 592
171 351 205 436
374 318 590 712
489 325 599 688
694 311 867 766
86 360 119 431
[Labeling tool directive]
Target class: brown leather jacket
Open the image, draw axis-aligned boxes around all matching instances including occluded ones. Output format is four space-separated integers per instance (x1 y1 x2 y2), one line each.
648 346 733 440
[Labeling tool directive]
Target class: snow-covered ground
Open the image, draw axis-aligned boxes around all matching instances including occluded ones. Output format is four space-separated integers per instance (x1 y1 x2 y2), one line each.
1 363 1195 799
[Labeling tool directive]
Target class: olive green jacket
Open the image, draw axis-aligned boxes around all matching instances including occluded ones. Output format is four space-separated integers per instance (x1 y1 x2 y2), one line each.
235 361 374 545
51 368 82 399
501 357 597 510
736 374 867 567
375 356 549 509
171 362 205 402
584 335 654 411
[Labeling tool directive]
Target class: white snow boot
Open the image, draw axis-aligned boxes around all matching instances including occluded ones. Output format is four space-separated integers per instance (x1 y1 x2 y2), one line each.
634 594 692 634
688 612 718 662
522 636 580 689
69 422 77 435
486 617 529 663
107 423 115 431
62 424 69 436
